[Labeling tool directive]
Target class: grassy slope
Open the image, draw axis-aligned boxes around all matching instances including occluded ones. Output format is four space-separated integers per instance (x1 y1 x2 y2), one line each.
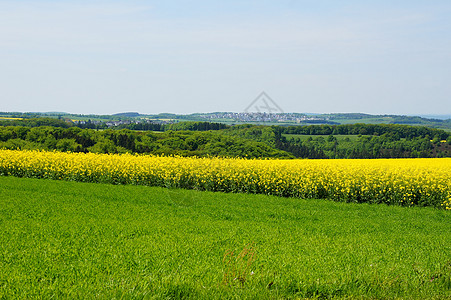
283 134 363 141
336 117 394 124
0 176 450 299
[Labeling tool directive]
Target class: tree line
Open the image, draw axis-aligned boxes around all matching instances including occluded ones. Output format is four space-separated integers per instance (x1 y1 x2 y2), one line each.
0 120 450 159
0 118 229 132
278 123 449 140
0 126 292 159
275 134 450 159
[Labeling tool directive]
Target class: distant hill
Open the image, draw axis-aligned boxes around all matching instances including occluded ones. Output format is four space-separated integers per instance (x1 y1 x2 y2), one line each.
1 111 450 130
417 114 451 120
112 112 141 117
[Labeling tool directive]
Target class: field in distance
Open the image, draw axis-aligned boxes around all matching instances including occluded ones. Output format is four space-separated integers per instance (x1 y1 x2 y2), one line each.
0 176 450 299
283 134 363 141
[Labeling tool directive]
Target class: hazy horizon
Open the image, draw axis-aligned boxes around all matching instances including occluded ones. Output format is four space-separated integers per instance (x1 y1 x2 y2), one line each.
3 110 451 121
1 1 450 115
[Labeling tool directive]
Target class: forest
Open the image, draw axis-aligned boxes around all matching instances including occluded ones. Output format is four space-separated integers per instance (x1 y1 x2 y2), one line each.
0 118 450 159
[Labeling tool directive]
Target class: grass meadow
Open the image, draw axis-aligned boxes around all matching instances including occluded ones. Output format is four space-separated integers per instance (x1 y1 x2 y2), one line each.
0 175 450 299
283 134 363 142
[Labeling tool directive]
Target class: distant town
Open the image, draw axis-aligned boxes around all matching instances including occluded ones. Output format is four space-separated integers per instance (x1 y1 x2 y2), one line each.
1 111 450 130
197 112 328 123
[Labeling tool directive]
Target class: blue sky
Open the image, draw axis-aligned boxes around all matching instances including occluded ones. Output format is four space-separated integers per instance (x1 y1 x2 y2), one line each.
1 0 450 115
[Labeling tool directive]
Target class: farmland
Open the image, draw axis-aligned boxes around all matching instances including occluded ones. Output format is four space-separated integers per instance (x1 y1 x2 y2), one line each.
283 134 363 142
1 149 450 209
0 175 450 299
1 132 450 298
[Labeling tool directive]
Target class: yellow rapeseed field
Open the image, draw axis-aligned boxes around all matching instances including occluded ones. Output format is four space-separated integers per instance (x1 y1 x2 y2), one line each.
0 149 450 209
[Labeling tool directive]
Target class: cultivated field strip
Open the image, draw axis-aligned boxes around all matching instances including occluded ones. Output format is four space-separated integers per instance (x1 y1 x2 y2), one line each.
0 149 450 208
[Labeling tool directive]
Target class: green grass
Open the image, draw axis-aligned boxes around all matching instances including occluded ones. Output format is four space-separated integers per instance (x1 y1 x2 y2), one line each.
336 117 395 125
283 134 364 141
0 176 450 299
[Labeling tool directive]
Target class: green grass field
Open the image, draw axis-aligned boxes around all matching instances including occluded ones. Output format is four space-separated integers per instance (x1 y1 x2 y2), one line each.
0 176 450 299
283 134 364 142
336 117 394 125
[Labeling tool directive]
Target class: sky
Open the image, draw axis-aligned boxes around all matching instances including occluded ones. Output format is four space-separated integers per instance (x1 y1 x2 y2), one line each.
1 0 450 115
